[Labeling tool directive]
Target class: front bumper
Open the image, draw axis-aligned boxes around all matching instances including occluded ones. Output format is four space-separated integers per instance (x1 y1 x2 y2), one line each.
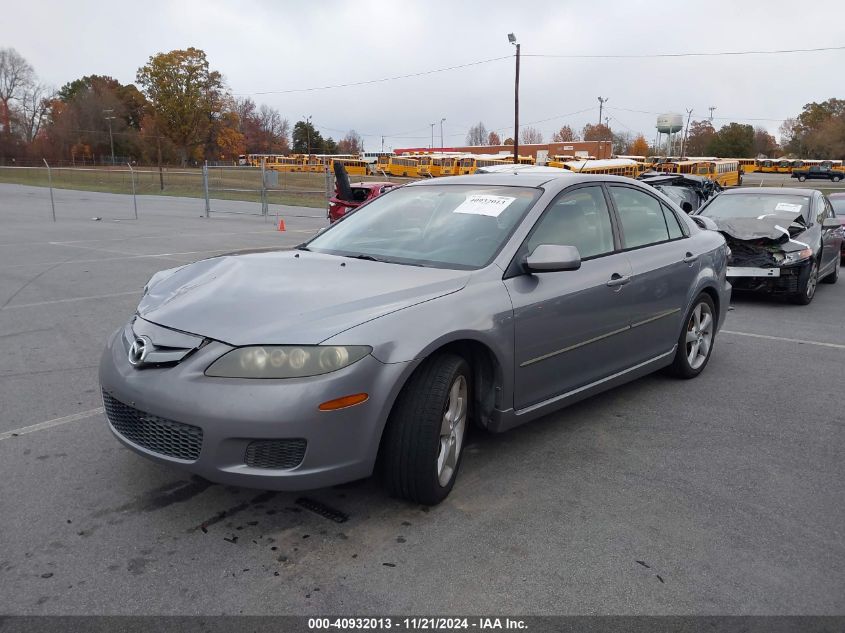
99 327 416 490
727 260 810 294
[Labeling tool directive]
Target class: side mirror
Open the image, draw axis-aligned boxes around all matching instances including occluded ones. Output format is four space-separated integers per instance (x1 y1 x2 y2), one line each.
822 217 840 229
691 215 719 231
524 244 581 273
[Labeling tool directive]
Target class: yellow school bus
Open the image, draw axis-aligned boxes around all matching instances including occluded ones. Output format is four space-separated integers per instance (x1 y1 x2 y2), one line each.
419 156 460 177
657 160 702 174
698 160 741 186
561 158 640 178
330 158 368 176
735 158 757 174
375 154 392 174
386 156 421 178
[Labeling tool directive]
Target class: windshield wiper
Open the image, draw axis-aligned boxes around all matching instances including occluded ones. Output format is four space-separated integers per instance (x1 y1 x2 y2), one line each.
345 254 385 262
294 244 311 251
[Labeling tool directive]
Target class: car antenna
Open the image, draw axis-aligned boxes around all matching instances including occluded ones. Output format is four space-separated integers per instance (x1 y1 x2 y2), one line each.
578 156 591 173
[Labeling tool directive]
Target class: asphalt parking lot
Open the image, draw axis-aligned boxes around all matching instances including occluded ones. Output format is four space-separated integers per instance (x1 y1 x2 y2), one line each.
1 183 843 615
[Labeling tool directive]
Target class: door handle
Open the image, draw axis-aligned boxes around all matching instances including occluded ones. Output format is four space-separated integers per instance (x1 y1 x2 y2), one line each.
683 252 699 264
606 273 631 287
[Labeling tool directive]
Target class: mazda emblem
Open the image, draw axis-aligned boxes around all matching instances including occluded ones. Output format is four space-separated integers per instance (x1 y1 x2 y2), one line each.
128 336 153 366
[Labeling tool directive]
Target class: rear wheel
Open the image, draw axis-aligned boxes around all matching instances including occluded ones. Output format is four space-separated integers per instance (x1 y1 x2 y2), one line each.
791 259 819 304
669 294 716 379
833 175 843 182
798 175 807 182
382 354 470 505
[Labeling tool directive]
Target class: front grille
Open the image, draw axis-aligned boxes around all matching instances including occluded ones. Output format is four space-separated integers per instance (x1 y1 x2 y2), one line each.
103 391 203 461
245 439 307 469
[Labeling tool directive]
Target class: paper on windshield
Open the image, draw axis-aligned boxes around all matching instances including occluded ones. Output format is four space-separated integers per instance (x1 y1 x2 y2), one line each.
775 202 803 213
453 194 516 218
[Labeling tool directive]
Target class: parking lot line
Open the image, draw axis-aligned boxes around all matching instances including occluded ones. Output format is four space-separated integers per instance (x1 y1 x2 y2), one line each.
0 407 104 442
0 290 140 311
721 329 845 350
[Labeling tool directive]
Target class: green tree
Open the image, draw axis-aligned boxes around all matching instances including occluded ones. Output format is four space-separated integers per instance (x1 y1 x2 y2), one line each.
292 119 325 153
136 47 226 165
707 122 754 157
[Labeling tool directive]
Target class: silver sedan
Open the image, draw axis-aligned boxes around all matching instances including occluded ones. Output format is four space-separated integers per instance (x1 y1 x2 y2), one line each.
100 173 731 504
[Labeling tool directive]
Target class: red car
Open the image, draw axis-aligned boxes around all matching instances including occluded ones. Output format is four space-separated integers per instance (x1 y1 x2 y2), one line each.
828 192 845 260
328 181 398 223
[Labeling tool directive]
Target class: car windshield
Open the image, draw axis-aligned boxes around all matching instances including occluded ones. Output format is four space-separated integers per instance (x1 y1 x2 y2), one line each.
700 193 810 220
306 184 541 269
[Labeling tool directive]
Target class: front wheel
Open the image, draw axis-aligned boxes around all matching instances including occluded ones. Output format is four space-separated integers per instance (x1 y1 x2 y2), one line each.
822 255 839 284
798 175 806 182
669 294 716 379
832 175 842 182
382 354 470 505
791 260 819 304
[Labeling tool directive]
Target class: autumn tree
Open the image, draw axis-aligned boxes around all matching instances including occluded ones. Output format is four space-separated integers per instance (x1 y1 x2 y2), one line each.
136 48 227 165
521 126 543 144
684 120 716 156
551 125 578 142
235 98 290 154
487 131 501 145
627 135 649 156
753 127 779 157
503 137 514 146
582 123 611 141
465 122 488 146
337 129 363 154
781 99 845 158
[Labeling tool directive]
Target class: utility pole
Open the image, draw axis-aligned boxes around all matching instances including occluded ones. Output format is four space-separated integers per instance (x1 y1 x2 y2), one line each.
708 106 716 122
303 115 312 154
381 136 385 152
509 33 520 164
103 109 116 165
430 123 435 149
597 97 609 127
681 108 693 157
440 118 446 150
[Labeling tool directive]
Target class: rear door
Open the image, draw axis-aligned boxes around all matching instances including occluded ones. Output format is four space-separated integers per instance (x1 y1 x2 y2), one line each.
606 184 700 364
505 184 636 410
819 196 840 275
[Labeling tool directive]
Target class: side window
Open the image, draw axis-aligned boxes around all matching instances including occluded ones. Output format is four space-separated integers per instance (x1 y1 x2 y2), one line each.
525 186 615 259
608 186 671 249
816 197 827 224
661 203 685 239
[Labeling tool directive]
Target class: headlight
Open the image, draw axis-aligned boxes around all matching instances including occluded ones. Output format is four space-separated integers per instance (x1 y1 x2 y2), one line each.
205 345 371 378
782 248 813 265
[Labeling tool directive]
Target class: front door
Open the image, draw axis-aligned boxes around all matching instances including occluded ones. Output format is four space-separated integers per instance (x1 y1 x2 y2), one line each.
505 185 637 411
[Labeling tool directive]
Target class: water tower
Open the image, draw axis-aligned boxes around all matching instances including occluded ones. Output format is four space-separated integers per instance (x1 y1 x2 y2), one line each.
656 113 683 157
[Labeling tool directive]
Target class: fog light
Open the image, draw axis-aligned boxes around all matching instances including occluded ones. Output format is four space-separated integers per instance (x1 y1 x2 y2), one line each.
318 393 369 411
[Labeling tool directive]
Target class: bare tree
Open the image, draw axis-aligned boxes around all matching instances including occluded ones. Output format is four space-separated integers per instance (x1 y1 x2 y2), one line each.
520 126 543 144
465 121 488 146
338 129 363 154
0 48 35 135
17 83 52 143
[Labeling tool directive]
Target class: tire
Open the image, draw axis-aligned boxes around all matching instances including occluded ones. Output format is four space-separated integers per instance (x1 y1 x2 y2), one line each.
833 175 843 182
382 354 470 505
669 293 716 379
791 259 819 304
798 175 806 182
822 254 839 284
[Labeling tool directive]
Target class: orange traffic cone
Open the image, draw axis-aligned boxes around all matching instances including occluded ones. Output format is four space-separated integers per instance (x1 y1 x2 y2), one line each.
277 218 286 231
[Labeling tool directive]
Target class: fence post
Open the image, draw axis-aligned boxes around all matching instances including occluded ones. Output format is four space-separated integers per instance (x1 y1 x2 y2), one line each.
127 162 138 220
261 158 268 217
325 164 333 211
203 161 210 218
43 158 56 222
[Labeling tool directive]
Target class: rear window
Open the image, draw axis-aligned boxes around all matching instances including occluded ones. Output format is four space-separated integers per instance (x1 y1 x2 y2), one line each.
700 194 810 220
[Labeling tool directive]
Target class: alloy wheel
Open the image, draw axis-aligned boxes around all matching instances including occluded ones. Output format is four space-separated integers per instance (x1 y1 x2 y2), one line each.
685 302 714 370
437 374 467 487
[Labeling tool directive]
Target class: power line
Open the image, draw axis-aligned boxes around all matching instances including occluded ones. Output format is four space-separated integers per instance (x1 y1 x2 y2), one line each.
606 106 787 122
523 45 845 59
237 55 512 96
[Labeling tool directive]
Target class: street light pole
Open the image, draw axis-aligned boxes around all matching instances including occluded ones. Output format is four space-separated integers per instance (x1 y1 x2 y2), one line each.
508 33 520 164
303 114 312 154
440 118 446 150
103 109 116 165
430 123 435 149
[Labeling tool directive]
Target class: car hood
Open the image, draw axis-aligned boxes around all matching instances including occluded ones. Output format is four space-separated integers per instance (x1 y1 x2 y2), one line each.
138 250 470 345
707 212 807 243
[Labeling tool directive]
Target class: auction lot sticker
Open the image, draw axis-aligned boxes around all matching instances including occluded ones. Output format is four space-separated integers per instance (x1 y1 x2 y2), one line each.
453 194 516 218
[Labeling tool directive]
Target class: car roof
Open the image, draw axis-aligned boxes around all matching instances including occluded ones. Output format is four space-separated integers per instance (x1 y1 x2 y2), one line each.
718 186 819 197
406 172 642 191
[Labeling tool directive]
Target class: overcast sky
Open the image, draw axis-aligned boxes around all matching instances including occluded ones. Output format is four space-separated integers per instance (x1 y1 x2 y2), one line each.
5 0 844 150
